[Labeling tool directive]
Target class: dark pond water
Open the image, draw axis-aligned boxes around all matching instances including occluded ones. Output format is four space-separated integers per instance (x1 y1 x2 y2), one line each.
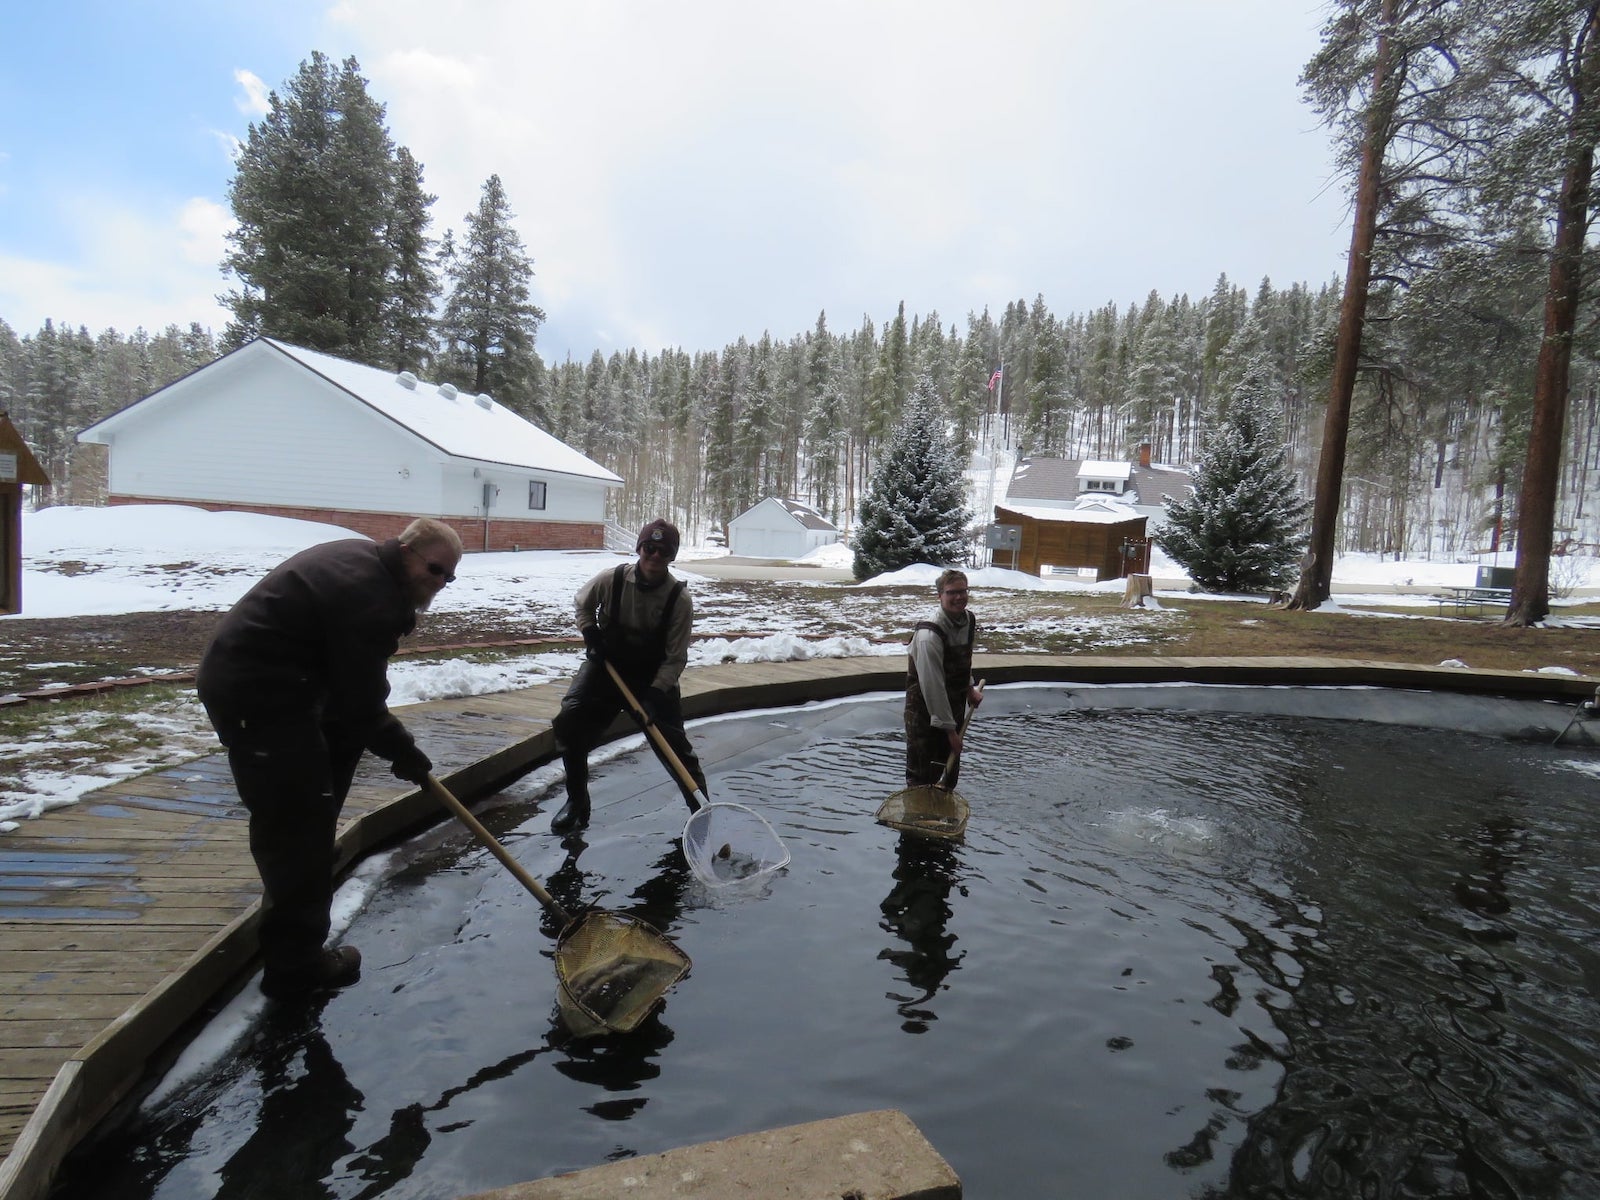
52 687 1600 1199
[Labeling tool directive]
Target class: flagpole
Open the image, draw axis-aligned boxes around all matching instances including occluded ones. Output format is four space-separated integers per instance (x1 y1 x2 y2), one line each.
983 364 1003 566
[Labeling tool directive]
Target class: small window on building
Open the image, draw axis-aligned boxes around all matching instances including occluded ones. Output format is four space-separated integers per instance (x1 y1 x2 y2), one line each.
528 480 547 510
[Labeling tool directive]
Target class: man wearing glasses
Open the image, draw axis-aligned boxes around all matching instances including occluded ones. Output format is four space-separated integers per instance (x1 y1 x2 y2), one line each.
550 518 707 833
905 568 983 788
197 517 462 1000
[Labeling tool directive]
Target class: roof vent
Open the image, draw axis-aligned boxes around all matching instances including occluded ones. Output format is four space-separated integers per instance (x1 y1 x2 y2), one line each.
396 371 418 390
438 383 459 400
475 393 493 410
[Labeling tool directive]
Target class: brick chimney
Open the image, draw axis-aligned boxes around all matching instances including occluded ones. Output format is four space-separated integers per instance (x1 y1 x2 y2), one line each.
1138 442 1151 468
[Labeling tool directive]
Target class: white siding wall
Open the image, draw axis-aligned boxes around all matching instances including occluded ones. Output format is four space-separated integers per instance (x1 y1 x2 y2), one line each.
105 354 434 511
102 353 610 520
442 464 609 523
728 499 837 557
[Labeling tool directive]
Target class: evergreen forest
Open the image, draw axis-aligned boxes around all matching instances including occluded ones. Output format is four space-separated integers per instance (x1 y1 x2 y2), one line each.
7 3 1600 613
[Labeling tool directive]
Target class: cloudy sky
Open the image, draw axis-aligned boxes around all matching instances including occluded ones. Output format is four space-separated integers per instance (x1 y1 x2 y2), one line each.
2 1 1351 365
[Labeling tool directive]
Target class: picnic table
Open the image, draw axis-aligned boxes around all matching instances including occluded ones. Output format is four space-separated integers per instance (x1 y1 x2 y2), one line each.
1432 585 1512 617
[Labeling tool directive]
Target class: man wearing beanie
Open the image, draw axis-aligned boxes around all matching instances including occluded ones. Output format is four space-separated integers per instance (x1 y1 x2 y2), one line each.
550 518 708 832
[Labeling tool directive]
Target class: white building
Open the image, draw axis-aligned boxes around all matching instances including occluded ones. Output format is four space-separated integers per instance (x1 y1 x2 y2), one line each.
727 497 840 559
77 338 623 551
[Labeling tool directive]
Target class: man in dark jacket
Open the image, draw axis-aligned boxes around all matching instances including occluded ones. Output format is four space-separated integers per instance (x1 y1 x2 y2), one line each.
198 517 462 1000
550 518 707 833
905 568 982 788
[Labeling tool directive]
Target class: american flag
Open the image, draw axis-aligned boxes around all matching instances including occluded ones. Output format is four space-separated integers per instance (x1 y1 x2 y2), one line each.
987 367 1003 391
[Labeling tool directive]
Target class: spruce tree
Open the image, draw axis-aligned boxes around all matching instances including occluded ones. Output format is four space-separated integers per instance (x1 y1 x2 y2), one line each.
436 174 545 407
221 52 398 359
852 377 971 580
1156 357 1311 593
383 146 439 373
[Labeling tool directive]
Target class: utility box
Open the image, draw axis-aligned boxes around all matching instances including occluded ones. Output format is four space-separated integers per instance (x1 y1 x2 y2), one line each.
1476 565 1515 590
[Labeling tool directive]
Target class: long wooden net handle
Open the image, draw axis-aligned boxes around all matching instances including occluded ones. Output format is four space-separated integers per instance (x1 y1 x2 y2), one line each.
602 659 707 809
937 678 986 788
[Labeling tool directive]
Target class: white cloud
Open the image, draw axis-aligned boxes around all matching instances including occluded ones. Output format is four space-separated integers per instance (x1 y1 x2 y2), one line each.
233 69 270 116
0 194 232 335
4 0 1352 356
326 0 1350 356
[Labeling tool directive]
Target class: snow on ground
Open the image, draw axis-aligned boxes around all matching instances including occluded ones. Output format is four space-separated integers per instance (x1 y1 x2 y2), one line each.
3 504 1598 829
12 503 1599 621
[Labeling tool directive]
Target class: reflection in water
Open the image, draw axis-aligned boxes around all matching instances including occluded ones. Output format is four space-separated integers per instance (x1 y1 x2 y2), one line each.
1451 814 1523 924
541 830 592 938
346 838 693 1184
212 1004 362 1200
878 834 965 1033
49 1000 368 1200
549 838 687 1117
342 1037 557 1199
1200 759 1597 1199
45 697 1600 1200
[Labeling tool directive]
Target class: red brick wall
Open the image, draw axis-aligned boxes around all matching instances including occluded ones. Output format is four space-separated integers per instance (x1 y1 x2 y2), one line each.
106 496 604 552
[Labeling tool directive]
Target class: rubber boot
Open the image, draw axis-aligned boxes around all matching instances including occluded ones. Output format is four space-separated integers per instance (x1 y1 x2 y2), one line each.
261 944 362 1001
552 753 591 833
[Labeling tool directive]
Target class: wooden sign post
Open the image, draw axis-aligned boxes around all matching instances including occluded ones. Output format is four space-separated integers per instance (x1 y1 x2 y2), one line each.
0 412 51 615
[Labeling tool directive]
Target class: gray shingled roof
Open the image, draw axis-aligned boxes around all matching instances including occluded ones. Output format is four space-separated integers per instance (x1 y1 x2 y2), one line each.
1005 456 1192 505
774 498 838 531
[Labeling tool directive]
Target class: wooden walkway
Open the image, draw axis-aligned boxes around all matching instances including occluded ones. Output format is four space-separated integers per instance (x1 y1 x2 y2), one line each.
2 655 1596 1200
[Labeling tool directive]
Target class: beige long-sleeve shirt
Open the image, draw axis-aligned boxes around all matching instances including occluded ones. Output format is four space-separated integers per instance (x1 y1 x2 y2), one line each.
574 564 692 692
908 608 974 729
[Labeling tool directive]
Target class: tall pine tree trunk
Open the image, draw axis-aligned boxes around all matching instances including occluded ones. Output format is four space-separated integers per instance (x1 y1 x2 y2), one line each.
1504 3 1600 626
1290 0 1401 611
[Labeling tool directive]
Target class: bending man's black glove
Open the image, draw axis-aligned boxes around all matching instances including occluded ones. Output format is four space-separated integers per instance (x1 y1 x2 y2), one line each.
390 743 433 785
639 685 668 722
581 624 605 661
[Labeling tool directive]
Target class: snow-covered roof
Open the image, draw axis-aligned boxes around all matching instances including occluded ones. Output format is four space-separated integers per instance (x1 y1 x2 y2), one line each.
80 338 622 485
1079 460 1131 480
998 502 1146 526
775 498 837 530
264 341 621 483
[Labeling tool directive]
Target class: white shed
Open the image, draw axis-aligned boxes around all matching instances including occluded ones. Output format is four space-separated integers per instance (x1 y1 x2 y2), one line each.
727 497 839 559
76 338 623 551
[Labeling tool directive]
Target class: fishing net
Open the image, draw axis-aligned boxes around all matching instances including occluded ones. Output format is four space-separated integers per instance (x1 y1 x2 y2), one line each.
554 909 691 1036
875 784 970 841
681 801 791 888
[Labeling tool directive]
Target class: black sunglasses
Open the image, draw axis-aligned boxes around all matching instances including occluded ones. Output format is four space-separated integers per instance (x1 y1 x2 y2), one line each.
639 543 675 559
407 543 456 583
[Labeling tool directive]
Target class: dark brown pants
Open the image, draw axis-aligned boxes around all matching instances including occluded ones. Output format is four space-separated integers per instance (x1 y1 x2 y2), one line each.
206 707 364 975
904 715 957 789
553 660 706 803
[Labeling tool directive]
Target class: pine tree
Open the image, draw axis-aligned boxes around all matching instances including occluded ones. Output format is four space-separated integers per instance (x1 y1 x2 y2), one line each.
852 377 971 580
383 146 439 373
1156 358 1311 593
436 174 545 406
221 53 398 358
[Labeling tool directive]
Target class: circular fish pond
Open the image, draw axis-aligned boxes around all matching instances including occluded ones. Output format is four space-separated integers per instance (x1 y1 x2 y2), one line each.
52 685 1600 1199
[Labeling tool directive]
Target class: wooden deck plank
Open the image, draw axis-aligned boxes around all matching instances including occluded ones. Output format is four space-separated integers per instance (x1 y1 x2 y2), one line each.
0 952 201 974
2 996 144 1022
0 928 225 953
0 1020 105 1051
0 973 168 996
